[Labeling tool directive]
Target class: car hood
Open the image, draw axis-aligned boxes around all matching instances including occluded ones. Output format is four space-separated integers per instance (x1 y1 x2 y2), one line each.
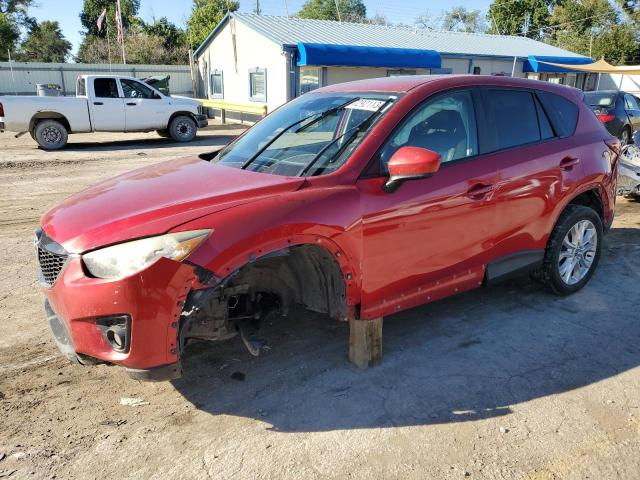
170 96 201 107
41 156 305 253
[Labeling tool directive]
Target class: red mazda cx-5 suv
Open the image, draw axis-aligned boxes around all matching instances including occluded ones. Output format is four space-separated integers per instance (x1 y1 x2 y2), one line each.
36 75 618 381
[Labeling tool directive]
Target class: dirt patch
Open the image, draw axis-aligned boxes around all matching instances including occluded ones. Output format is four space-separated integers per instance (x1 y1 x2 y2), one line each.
0 128 639 479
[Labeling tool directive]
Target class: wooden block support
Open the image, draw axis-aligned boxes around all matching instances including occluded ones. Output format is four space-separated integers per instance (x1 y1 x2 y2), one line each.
349 317 383 369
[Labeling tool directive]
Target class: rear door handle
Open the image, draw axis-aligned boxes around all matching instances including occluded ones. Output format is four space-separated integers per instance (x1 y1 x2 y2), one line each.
467 183 494 199
93 101 103 105
560 156 580 170
126 102 136 106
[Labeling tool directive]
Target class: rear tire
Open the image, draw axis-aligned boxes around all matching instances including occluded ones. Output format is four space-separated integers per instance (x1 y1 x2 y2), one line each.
34 119 68 150
621 126 631 146
531 205 602 296
168 115 197 142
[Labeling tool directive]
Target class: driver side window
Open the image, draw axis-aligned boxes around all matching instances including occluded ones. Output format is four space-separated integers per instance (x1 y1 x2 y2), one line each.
379 90 478 172
120 79 157 99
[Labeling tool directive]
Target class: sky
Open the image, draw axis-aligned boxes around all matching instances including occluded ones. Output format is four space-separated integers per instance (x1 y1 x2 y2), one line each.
30 0 493 56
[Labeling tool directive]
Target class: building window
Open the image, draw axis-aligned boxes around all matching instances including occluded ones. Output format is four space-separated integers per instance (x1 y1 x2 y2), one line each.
249 68 267 102
210 70 223 98
299 66 320 94
387 69 417 77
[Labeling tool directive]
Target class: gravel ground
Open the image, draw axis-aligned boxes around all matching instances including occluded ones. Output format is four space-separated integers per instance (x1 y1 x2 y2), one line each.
0 127 639 480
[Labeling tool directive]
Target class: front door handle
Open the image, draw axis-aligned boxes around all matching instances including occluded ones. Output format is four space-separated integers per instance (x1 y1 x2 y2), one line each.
93 101 103 105
560 156 580 170
467 183 494 199
126 102 136 106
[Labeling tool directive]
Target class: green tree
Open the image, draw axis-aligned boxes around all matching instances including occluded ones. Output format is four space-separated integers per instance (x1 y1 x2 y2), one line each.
79 0 140 38
0 12 19 59
617 0 640 25
592 23 639 64
0 0 34 59
141 17 186 50
442 6 487 32
16 20 71 62
77 0 141 62
0 0 34 28
187 0 239 49
549 0 638 64
487 0 557 39
297 0 367 22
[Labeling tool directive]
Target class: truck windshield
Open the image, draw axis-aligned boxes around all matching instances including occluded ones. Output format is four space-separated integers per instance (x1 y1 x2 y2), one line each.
213 93 396 177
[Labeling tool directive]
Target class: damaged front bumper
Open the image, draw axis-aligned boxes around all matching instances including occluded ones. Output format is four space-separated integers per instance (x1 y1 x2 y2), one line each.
40 252 202 381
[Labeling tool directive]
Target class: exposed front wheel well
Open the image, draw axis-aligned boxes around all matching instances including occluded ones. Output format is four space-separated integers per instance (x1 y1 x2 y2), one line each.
178 245 348 355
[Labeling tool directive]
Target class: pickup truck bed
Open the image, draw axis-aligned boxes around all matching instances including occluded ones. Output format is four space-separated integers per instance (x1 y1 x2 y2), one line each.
1 96 92 133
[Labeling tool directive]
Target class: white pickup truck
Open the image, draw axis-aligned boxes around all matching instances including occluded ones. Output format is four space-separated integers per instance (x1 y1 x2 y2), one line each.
0 74 208 150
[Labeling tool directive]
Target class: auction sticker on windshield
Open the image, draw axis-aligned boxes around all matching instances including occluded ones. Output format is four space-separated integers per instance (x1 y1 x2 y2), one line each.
346 99 392 111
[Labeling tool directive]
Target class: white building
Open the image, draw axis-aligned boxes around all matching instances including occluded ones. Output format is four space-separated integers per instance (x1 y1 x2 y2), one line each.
194 13 593 117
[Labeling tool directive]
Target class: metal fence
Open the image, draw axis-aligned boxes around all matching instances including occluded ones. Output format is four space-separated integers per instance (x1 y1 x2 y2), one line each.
0 62 194 96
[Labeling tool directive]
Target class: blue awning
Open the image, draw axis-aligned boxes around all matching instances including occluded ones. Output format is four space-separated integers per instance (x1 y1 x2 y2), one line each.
297 42 441 69
523 55 594 73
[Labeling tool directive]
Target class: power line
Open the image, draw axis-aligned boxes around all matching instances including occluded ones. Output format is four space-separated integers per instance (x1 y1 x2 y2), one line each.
517 12 619 36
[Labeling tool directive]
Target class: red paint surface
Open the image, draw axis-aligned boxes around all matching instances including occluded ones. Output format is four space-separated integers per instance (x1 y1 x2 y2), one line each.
39 75 617 370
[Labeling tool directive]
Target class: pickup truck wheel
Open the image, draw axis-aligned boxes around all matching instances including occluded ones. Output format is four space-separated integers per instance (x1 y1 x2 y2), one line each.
156 129 170 138
531 205 602 296
34 119 68 150
169 115 197 142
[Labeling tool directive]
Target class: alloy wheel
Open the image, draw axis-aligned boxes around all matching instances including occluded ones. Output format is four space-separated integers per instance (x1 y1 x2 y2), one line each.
558 219 598 285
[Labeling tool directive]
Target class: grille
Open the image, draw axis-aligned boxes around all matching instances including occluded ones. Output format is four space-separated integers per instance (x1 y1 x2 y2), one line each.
37 243 68 287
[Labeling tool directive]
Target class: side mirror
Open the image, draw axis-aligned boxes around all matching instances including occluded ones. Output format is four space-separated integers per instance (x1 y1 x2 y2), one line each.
384 146 441 192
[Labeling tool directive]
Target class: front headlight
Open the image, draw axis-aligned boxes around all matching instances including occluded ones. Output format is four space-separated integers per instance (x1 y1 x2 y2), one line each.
83 229 211 279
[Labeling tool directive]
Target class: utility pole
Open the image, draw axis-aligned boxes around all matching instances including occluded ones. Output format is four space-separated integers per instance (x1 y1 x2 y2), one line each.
522 12 531 37
116 0 127 64
7 49 17 95
255 0 261 15
334 0 342 22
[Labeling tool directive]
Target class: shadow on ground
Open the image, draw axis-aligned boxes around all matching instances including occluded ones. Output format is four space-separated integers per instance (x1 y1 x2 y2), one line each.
38 126 243 153
172 227 640 432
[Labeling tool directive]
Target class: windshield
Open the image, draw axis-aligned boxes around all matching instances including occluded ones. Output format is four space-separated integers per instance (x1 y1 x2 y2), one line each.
213 93 396 177
584 92 616 107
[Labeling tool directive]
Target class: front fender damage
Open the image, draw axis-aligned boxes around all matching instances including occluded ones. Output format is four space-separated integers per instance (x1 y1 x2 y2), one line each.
178 244 348 360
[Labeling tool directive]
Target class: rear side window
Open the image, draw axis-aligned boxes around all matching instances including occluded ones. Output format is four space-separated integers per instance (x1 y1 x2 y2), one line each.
94 78 119 98
535 97 554 140
624 94 640 110
537 91 579 137
482 89 540 151
77 77 86 96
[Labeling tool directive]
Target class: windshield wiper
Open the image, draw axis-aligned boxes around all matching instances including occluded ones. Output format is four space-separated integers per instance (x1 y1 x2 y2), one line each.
241 97 361 170
297 98 394 177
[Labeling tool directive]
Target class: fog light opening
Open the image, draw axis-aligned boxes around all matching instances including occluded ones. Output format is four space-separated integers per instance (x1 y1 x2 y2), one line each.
107 329 125 350
96 315 131 353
